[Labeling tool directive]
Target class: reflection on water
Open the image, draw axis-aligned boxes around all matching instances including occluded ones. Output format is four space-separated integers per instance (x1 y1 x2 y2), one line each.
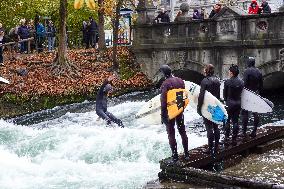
222 147 284 184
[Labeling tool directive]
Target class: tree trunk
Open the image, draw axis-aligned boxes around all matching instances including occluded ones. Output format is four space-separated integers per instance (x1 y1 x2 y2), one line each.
57 0 68 65
112 0 123 71
98 0 106 51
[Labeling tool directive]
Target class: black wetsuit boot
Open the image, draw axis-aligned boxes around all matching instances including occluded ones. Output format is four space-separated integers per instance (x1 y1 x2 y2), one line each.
232 123 239 146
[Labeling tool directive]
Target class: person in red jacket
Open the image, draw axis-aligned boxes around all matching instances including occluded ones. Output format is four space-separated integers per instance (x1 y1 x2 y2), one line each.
248 0 260 14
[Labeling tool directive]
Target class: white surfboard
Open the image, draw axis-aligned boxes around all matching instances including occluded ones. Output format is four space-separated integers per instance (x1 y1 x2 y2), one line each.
185 81 228 125
136 81 228 125
220 81 273 113
135 95 162 125
0 76 9 84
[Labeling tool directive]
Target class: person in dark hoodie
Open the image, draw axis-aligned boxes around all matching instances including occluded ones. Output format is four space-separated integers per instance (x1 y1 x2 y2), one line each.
209 3 222 18
155 8 170 23
18 19 30 53
223 64 244 146
197 64 221 154
193 9 202 20
259 0 271 13
241 57 263 137
160 65 189 163
96 76 124 128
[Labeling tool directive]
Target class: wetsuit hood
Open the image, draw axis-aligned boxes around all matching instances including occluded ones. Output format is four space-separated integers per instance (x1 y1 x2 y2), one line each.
229 64 239 76
247 57 255 67
103 84 112 93
160 64 172 78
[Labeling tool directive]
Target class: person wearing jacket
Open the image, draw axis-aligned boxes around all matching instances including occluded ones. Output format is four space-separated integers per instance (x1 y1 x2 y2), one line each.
241 57 263 137
87 17 98 49
260 0 271 13
197 64 221 154
248 0 260 14
155 8 170 23
18 19 30 53
96 76 124 128
35 20 46 53
193 9 202 20
47 20 56 52
160 65 189 163
209 3 222 18
223 64 244 146
0 23 5 65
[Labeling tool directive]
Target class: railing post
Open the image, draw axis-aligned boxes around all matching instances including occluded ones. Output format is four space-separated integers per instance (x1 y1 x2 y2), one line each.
27 39 31 54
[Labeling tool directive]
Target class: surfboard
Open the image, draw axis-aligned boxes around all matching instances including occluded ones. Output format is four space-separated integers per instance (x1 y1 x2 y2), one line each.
136 81 227 125
0 76 9 84
135 94 162 125
135 88 189 125
167 89 189 120
220 81 274 113
185 81 228 125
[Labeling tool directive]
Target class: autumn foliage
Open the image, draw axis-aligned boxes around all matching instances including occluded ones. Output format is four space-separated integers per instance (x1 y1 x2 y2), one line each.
0 47 152 100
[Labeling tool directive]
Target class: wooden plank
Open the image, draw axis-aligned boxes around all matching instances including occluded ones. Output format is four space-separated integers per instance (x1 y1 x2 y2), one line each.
159 166 284 189
160 126 284 170
255 139 283 154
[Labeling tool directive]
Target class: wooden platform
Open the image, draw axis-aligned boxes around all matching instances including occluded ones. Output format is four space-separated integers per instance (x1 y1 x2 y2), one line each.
158 126 284 189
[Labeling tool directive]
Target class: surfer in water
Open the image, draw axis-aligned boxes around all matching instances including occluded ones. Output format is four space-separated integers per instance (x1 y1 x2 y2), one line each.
223 64 244 146
197 64 221 154
241 57 263 138
96 76 124 128
160 64 189 163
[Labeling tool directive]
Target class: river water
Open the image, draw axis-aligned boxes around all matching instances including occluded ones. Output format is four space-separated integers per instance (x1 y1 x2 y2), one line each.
0 89 283 189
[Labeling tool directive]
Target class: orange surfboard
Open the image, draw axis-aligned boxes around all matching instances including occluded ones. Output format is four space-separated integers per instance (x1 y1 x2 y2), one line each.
167 89 189 120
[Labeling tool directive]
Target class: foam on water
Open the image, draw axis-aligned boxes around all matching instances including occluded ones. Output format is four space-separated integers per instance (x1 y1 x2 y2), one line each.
0 101 206 189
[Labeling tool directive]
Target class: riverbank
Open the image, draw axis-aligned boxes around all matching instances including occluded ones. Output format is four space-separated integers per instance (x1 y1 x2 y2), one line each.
0 47 153 118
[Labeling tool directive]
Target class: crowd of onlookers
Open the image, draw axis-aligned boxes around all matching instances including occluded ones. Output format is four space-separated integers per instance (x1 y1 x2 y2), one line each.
0 15 57 65
154 0 272 23
0 16 101 66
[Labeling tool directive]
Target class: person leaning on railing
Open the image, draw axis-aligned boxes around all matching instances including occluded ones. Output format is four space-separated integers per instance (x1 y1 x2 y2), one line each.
0 23 4 66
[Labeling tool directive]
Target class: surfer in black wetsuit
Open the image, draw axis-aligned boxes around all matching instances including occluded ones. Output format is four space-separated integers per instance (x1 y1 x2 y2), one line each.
223 64 244 146
160 65 189 162
96 76 124 128
241 57 263 137
197 64 221 154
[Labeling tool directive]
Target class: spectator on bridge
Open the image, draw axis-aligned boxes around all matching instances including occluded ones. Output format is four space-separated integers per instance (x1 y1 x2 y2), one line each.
155 8 170 23
0 23 5 66
18 19 30 53
47 20 56 52
259 0 271 13
174 3 191 22
193 9 202 20
209 3 222 18
248 0 260 14
174 11 182 22
197 64 221 155
241 57 263 138
201 7 209 19
223 64 244 146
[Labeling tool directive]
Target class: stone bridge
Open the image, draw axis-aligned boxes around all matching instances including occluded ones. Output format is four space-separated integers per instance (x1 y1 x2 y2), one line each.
133 6 284 89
